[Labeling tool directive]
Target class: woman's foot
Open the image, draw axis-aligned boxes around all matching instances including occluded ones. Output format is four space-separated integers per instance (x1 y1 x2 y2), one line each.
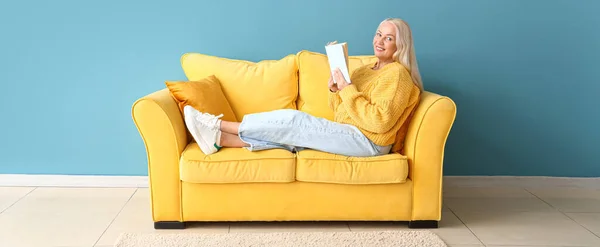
183 106 223 155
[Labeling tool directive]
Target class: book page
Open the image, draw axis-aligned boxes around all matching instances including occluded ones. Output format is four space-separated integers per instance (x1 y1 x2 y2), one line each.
325 42 351 84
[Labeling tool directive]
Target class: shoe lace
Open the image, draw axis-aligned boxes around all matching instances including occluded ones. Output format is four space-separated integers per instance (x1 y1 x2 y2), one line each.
196 113 224 130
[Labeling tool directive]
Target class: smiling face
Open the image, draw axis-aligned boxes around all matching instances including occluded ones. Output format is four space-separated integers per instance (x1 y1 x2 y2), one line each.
373 21 398 64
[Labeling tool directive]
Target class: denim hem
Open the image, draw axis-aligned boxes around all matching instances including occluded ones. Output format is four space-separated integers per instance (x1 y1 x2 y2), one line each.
238 135 256 151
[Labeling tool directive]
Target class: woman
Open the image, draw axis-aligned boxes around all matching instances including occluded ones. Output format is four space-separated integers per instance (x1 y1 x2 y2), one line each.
184 18 424 157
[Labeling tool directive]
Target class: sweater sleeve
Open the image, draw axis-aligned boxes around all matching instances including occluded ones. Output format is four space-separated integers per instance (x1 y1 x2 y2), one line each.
337 67 413 134
328 91 342 112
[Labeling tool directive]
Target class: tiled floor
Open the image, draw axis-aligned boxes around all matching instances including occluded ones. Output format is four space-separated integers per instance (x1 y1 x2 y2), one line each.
0 183 599 247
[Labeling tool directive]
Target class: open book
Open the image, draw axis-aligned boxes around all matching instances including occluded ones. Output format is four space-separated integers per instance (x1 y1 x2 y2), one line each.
325 42 351 84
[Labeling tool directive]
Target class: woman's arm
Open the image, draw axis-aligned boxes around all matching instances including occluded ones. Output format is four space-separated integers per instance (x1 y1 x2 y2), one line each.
328 91 341 112
338 67 414 134
327 73 342 112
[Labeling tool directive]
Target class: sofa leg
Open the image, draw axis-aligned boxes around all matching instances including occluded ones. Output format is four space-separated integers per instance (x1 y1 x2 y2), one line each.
408 220 438 229
154 221 186 229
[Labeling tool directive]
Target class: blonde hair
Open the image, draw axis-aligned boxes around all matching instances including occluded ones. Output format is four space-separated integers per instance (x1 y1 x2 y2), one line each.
379 18 424 91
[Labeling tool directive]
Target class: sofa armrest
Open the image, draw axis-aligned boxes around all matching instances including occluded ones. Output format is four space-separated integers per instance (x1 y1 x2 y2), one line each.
404 91 457 221
132 88 188 222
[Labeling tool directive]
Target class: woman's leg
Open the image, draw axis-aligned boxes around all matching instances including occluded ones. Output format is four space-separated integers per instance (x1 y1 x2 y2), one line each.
220 121 240 135
184 105 387 156
183 105 296 154
220 132 248 148
220 121 295 151
238 109 389 157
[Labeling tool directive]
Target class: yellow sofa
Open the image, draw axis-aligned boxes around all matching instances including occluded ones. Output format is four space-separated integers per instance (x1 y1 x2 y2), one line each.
131 50 457 229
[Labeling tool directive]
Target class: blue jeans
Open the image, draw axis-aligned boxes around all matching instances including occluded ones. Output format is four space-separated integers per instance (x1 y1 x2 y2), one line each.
237 109 391 157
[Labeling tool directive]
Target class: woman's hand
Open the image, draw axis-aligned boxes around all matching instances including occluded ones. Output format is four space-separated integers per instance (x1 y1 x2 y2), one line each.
333 68 350 91
328 74 339 92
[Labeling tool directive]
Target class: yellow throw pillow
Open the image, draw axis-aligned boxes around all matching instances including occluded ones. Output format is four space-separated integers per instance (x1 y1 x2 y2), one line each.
296 50 378 120
165 75 238 122
180 53 298 121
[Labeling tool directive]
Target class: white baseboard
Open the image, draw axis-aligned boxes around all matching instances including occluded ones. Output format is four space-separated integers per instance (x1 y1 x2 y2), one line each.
444 176 600 189
0 174 597 189
0 174 148 188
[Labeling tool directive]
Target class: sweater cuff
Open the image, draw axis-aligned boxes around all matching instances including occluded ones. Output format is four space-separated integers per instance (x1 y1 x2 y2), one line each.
338 84 359 102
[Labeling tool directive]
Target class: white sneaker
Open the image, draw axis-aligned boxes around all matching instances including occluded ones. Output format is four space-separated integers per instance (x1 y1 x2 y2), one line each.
183 106 223 155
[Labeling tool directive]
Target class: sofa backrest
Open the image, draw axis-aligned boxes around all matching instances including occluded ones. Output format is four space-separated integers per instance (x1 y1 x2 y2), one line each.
296 50 378 121
180 53 299 121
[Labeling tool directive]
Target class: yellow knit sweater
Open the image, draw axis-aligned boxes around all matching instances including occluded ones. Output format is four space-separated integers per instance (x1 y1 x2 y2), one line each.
329 62 421 149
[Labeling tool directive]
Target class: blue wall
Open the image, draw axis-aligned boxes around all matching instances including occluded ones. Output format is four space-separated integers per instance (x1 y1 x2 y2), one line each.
1 0 598 176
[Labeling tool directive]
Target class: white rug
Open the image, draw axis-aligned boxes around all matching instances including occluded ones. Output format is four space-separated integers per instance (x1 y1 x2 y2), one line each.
114 230 448 247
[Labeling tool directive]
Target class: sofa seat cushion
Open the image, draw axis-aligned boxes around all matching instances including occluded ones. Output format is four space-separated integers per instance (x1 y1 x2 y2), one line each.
295 150 408 185
179 143 296 184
